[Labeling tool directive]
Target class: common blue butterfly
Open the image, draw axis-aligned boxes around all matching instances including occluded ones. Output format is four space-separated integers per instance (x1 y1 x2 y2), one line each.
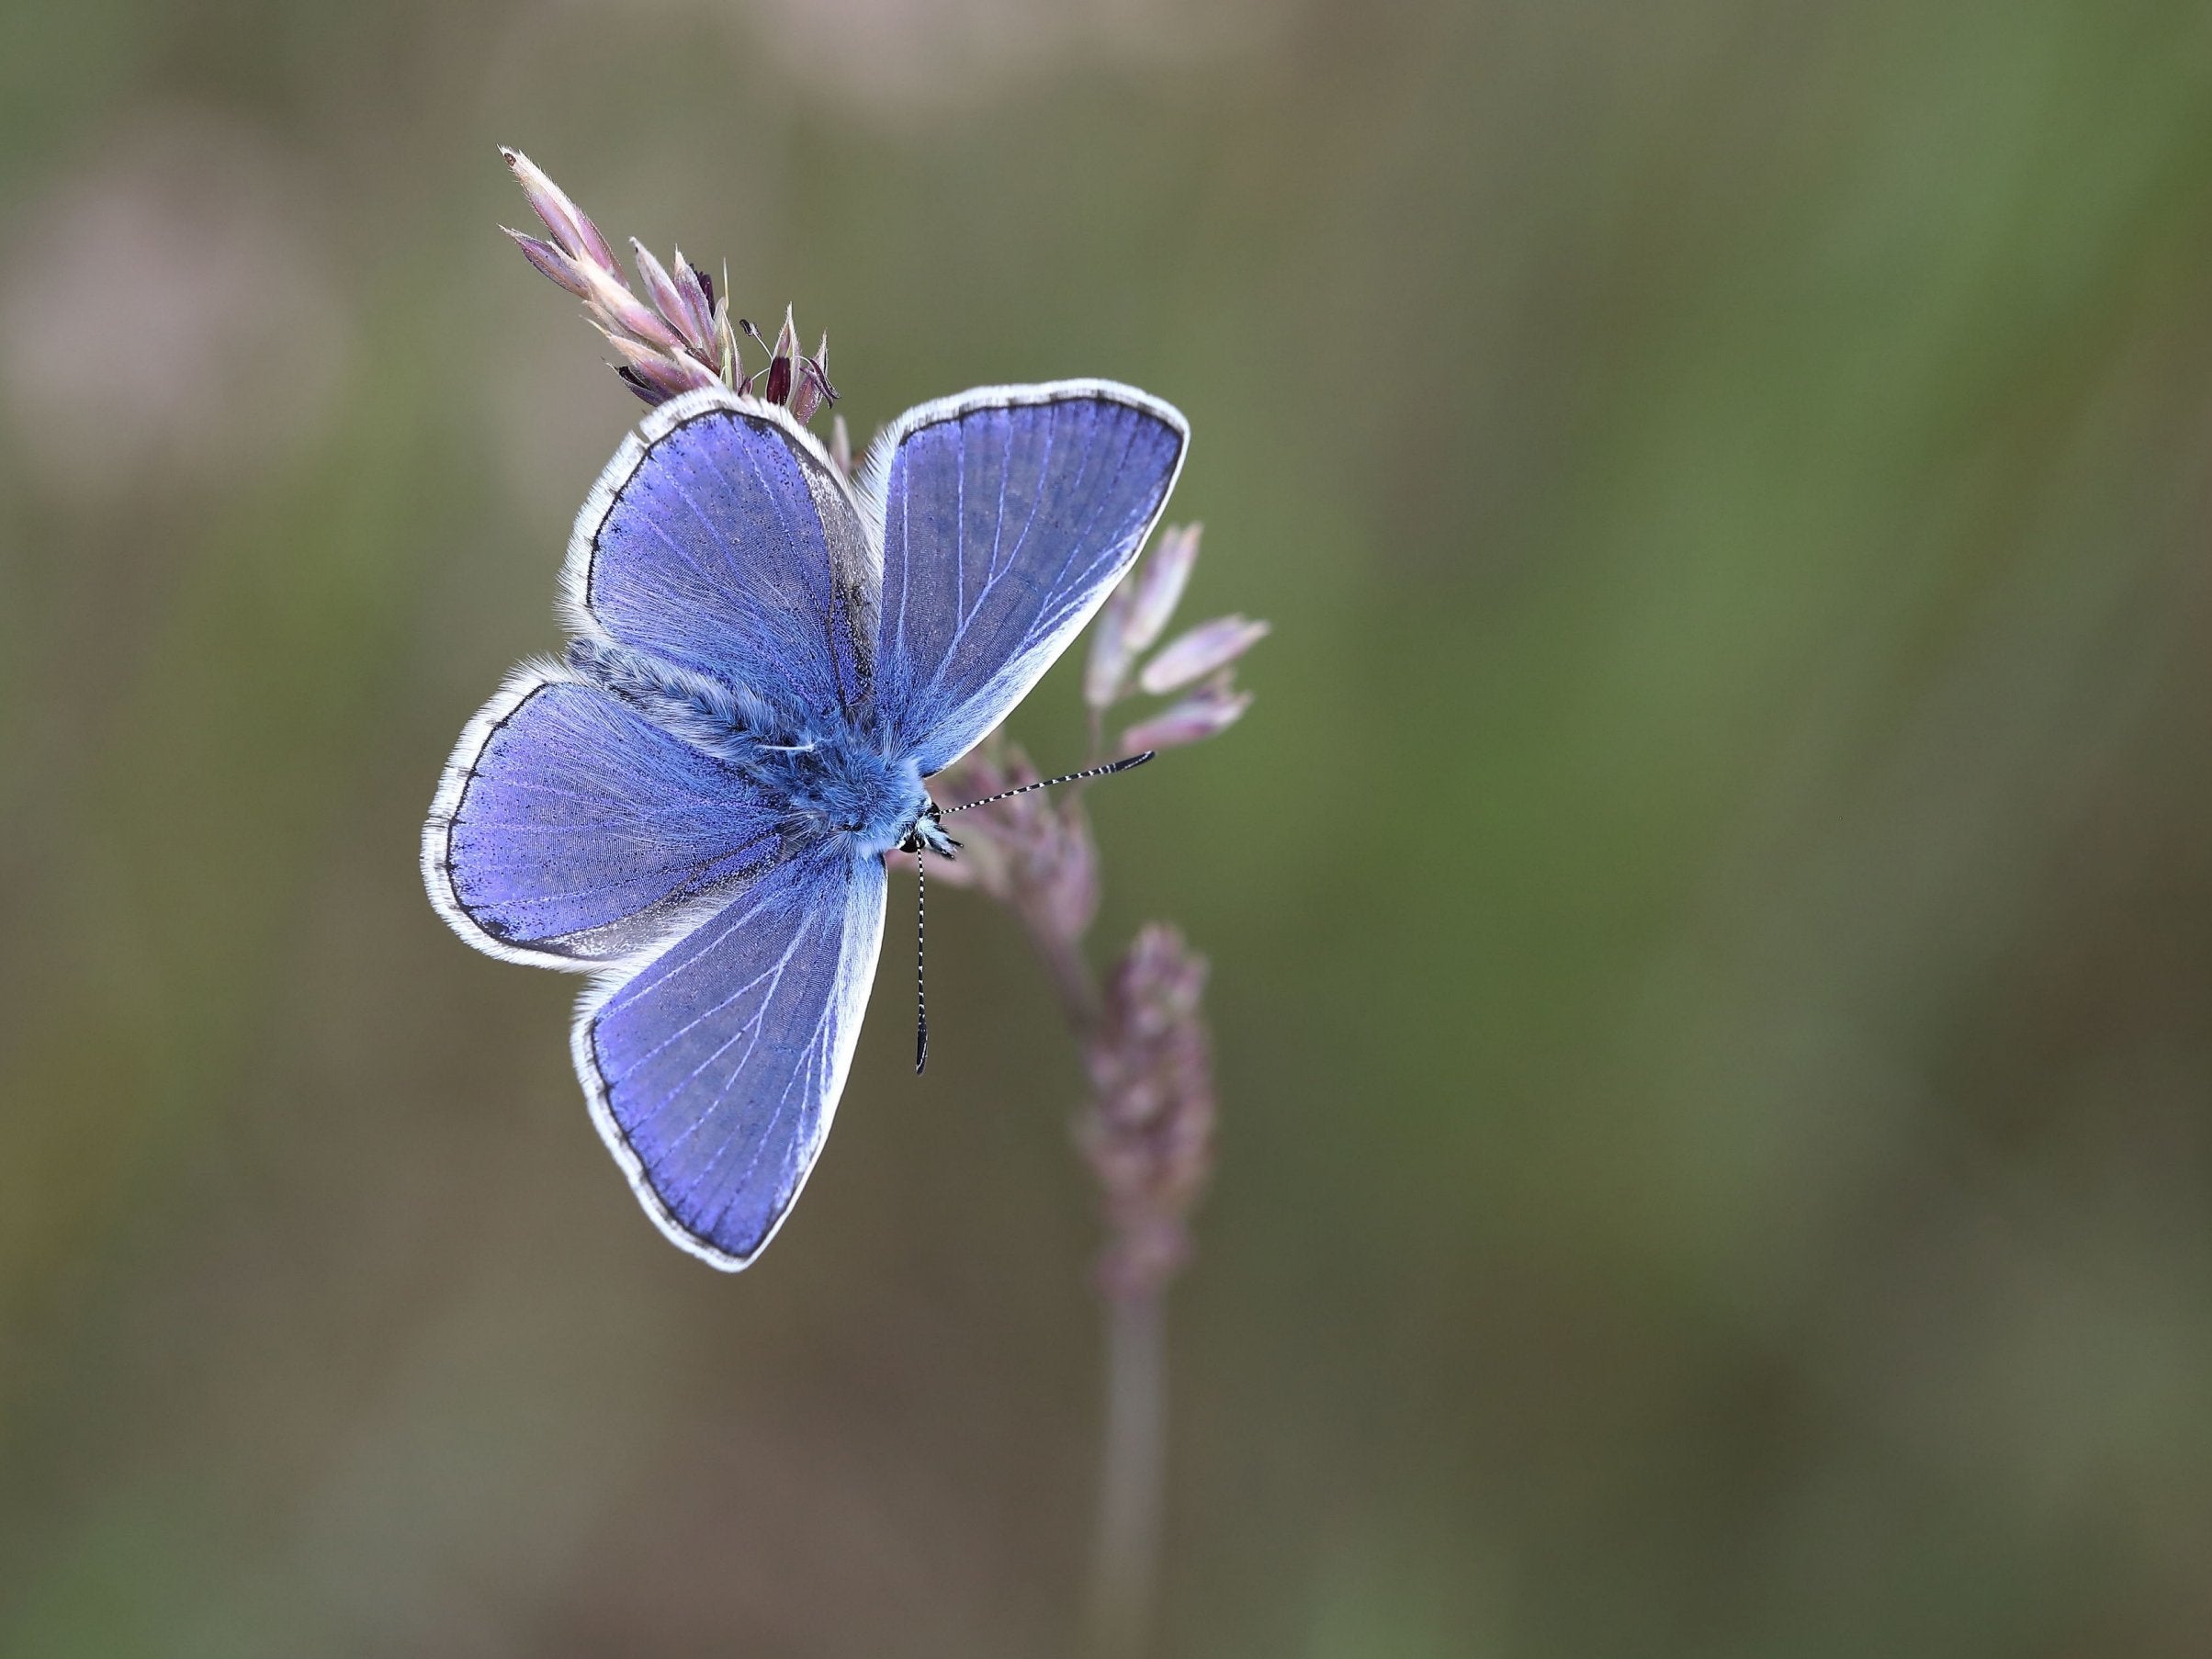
423 381 1188 1268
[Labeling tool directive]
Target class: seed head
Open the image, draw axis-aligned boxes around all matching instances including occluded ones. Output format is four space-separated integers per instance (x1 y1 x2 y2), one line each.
1081 924 1216 1300
497 148 833 420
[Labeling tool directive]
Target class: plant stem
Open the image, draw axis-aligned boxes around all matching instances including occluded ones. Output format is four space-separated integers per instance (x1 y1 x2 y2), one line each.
1085 1289 1167 1659
1018 912 1165 1656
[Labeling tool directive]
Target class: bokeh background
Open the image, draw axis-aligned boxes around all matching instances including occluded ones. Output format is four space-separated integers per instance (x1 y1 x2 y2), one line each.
8 1 2212 1653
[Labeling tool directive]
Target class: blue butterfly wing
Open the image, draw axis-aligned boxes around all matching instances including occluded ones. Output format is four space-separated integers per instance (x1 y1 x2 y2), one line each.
861 381 1188 773
423 665 784 966
566 388 879 722
573 841 887 1268
434 381 1186 1268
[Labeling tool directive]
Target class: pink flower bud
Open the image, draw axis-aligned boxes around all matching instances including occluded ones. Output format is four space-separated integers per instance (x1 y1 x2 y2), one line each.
594 328 720 401
631 240 711 358
790 341 836 423
1086 525 1204 710
1121 673 1252 751
1136 615 1269 696
1085 583 1138 710
500 147 615 274
579 262 686 355
1122 524 1201 656
502 227 592 298
669 251 718 352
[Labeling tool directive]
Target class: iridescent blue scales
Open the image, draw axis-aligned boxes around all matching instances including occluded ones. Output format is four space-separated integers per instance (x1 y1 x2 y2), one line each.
423 383 1188 1267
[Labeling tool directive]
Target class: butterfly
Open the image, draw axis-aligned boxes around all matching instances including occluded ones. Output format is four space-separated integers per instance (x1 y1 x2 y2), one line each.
423 380 1188 1268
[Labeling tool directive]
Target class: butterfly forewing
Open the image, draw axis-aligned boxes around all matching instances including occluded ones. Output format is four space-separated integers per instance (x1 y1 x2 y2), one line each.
861 383 1188 774
570 391 881 722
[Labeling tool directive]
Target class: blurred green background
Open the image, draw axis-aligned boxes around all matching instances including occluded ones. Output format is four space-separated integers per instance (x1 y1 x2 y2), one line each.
8 0 2212 1653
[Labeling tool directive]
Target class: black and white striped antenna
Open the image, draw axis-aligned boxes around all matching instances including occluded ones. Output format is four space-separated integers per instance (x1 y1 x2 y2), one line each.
914 750 1155 1074
913 850 930 1073
942 750 1154 816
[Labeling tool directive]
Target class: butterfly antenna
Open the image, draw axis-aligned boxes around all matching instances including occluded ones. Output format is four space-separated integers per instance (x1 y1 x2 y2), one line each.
913 850 930 1074
942 750 1155 816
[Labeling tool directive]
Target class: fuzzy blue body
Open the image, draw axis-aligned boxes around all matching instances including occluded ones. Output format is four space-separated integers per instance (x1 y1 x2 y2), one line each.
569 636 931 858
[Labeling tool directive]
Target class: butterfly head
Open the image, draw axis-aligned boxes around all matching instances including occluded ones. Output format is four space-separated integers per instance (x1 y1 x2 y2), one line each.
900 801 960 860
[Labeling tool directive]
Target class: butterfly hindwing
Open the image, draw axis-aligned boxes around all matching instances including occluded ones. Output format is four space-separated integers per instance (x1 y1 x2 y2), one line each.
573 841 888 1268
423 666 785 967
860 382 1188 774
568 389 881 724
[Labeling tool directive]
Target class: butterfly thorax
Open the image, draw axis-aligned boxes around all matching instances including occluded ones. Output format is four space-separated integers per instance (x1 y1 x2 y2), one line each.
761 737 931 859
567 638 932 859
